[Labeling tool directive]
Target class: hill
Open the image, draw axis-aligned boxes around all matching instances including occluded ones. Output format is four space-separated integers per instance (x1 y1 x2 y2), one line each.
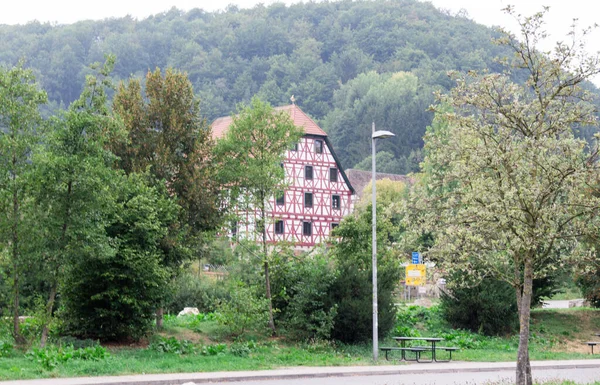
0 0 595 172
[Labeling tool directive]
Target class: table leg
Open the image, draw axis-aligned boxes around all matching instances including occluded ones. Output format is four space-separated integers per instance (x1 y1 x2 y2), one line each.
401 340 406 361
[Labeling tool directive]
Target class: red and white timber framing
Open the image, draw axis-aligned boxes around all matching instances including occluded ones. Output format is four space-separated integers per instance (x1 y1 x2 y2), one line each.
211 104 356 249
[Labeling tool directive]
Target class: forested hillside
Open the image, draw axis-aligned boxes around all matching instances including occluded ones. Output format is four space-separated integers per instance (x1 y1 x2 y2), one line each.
0 0 575 172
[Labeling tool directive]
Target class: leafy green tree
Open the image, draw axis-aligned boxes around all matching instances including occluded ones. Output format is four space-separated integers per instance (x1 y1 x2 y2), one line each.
61 173 176 341
33 56 122 347
0 63 47 344
112 67 221 327
214 97 303 334
329 205 401 343
406 8 600 385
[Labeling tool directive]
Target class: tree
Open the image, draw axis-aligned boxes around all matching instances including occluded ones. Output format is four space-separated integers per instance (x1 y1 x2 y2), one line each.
33 55 122 346
112 67 221 328
61 173 176 341
0 63 47 344
406 8 600 385
214 97 303 334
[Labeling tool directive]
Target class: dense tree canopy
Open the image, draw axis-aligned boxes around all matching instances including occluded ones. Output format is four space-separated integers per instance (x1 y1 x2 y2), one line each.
0 0 520 171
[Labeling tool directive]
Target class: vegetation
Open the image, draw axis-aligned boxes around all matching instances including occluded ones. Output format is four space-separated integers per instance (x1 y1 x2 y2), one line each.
0 0 539 172
406 7 600 385
214 97 303 334
0 305 599 380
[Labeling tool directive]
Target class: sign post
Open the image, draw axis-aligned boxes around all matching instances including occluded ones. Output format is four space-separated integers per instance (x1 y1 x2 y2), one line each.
405 264 426 286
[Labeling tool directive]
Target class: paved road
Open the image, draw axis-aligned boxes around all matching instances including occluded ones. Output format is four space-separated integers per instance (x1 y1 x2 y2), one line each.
209 367 600 385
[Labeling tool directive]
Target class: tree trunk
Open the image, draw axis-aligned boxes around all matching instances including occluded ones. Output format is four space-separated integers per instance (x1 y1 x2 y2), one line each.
260 195 276 335
11 157 25 345
156 307 164 330
40 284 57 348
516 259 534 385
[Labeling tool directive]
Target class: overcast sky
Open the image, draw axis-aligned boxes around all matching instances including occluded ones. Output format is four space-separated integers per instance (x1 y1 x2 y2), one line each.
2 0 600 80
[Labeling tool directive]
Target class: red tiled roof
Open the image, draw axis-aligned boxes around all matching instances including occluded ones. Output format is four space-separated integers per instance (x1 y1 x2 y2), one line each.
211 104 327 139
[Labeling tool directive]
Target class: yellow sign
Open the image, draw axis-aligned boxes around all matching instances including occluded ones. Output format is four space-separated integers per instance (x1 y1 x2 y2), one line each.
405 264 426 286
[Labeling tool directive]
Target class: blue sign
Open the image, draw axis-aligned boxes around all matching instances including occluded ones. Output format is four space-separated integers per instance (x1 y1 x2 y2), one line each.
412 252 421 264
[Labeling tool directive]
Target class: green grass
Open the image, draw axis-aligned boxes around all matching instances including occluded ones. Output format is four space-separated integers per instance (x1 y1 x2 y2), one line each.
1 307 600 381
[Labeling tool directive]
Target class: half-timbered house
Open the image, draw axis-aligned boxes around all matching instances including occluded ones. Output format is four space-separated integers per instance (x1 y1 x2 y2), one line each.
211 104 355 248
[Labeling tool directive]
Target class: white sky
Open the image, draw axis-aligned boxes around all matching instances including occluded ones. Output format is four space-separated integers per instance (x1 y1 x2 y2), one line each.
2 0 600 80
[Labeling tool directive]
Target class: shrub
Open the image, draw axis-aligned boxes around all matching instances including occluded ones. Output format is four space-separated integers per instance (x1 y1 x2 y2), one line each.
327 211 402 343
149 336 196 354
165 272 229 314
0 340 13 357
440 277 518 336
60 175 176 341
577 265 600 308
271 254 338 341
215 281 269 337
27 344 109 370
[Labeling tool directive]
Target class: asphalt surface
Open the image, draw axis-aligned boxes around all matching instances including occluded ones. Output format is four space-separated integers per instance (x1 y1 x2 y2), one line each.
3 359 600 385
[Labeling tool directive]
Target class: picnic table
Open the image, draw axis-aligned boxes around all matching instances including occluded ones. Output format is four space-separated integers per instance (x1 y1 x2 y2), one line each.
380 337 458 362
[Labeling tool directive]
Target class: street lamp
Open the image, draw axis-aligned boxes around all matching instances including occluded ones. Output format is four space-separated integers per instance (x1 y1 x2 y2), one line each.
371 122 395 361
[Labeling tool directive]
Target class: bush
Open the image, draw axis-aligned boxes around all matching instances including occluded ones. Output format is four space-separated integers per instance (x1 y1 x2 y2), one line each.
271 254 338 341
327 210 402 343
60 175 175 341
0 340 13 357
440 277 518 336
27 344 109 370
166 272 230 314
149 336 196 354
215 281 270 337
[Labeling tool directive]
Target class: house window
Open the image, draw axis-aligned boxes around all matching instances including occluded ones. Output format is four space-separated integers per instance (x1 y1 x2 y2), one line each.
330 168 338 182
305 165 313 180
332 195 341 210
276 192 285 206
303 221 312 236
275 220 284 235
291 142 298 151
331 223 339 231
305 192 313 208
315 140 323 154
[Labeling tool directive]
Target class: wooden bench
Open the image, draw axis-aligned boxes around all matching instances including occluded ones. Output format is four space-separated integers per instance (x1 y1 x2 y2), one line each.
587 342 600 354
380 346 426 361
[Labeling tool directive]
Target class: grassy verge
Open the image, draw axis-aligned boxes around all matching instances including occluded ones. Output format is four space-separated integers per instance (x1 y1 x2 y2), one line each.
1 308 599 381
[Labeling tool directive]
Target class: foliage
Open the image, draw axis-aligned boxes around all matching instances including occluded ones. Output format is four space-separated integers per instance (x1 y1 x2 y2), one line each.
26 345 109 370
33 55 123 347
165 272 230 315
440 277 519 336
0 62 47 344
271 254 338 341
215 281 270 338
60 173 176 341
576 263 600 308
325 71 433 170
216 282 269 337
149 336 196 355
0 0 518 172
0 340 13 357
229 340 258 357
214 96 304 333
406 7 600 385
112 67 220 237
328 207 402 343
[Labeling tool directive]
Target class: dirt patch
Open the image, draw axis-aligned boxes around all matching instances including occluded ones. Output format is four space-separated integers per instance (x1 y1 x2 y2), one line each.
160 328 214 344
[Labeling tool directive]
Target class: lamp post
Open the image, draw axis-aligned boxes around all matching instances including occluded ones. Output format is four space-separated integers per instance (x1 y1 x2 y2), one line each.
371 122 395 361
